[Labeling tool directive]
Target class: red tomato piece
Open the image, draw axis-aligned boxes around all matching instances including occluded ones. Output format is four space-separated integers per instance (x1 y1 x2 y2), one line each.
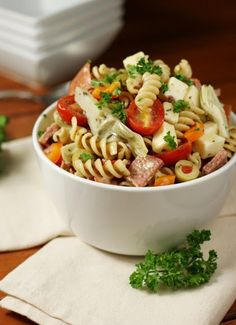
181 165 193 174
57 95 88 126
156 142 192 166
127 99 164 136
68 62 92 95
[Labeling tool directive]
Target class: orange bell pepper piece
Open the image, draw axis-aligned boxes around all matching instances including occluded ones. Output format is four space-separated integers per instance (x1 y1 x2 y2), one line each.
44 142 62 164
154 175 176 186
183 122 204 143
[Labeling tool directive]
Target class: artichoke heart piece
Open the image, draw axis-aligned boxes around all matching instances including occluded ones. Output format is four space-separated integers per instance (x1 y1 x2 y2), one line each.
200 85 229 138
98 117 148 157
74 87 103 135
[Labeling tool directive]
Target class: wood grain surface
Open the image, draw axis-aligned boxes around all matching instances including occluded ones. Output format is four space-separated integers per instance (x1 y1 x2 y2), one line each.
0 0 236 323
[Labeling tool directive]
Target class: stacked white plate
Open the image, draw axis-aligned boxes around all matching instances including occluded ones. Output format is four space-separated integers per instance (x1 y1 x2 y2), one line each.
0 0 124 86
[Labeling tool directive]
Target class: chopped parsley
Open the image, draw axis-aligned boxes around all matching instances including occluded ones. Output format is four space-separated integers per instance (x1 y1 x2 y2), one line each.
37 130 44 138
0 115 9 151
160 83 168 93
110 101 126 124
103 73 118 84
129 229 217 292
173 100 189 113
164 131 177 149
175 74 193 86
96 92 112 109
127 57 162 77
91 79 103 88
79 153 94 162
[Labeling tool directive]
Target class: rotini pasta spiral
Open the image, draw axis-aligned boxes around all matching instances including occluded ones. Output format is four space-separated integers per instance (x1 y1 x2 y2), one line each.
119 91 134 108
153 59 170 83
70 117 131 160
135 72 161 111
174 108 203 139
224 126 236 158
53 126 70 144
126 74 142 94
188 152 202 169
155 166 174 178
174 59 192 78
72 157 130 179
92 64 116 80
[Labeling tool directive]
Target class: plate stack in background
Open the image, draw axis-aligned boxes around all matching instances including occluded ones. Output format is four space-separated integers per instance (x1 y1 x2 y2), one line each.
0 0 124 87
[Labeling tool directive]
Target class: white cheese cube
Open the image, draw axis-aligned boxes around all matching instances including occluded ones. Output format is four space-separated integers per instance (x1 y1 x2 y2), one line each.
204 121 218 135
192 133 225 159
165 77 189 101
184 85 200 107
152 122 178 153
123 52 147 70
163 102 179 124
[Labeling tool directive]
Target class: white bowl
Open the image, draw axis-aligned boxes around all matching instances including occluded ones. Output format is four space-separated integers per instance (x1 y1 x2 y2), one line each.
32 103 236 255
0 20 122 86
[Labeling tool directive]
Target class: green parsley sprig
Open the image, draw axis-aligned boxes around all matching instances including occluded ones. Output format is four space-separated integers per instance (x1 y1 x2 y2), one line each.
110 101 126 124
96 92 112 109
79 152 95 162
173 100 189 113
175 74 193 86
0 115 9 151
129 229 217 292
160 83 168 94
127 57 162 78
164 131 177 149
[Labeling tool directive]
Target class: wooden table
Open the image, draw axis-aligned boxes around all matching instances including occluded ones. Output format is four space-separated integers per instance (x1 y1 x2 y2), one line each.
0 1 236 322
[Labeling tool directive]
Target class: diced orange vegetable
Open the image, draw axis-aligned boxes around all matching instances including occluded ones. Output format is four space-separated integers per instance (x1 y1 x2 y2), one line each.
183 122 204 143
154 175 176 186
44 143 62 164
106 81 121 93
92 86 106 99
92 81 121 100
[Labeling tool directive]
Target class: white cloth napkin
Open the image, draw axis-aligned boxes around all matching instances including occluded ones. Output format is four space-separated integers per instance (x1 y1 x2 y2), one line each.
1 137 236 325
0 138 73 251
1 216 236 325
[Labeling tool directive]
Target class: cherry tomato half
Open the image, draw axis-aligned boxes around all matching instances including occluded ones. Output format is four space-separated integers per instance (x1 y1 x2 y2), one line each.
57 95 88 126
156 142 192 166
126 99 164 136
68 62 92 95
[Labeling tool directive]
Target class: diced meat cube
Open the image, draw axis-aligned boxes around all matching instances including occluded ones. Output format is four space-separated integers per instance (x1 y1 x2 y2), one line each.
126 155 164 187
202 149 228 175
39 123 60 146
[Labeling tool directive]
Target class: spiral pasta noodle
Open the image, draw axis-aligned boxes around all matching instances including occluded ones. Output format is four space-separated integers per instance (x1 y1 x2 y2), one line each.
92 64 116 80
224 126 236 158
70 117 131 160
73 157 130 179
155 167 174 178
174 108 203 139
135 72 161 111
188 152 202 169
126 74 142 94
153 59 170 83
174 59 192 78
53 127 70 144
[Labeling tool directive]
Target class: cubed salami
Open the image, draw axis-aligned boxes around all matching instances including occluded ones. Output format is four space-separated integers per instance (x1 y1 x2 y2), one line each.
39 123 60 146
126 155 164 187
202 149 228 175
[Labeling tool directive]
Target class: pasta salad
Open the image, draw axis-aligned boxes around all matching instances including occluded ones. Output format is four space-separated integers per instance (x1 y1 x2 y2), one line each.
38 52 236 187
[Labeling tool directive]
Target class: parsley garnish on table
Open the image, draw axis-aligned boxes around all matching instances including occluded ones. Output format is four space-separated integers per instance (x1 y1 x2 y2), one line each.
173 99 189 113
164 131 177 149
128 57 162 77
129 229 217 292
0 115 9 151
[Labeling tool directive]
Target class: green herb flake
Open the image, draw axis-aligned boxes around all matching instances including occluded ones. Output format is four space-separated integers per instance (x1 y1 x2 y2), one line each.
129 229 217 292
43 114 47 118
160 83 169 93
173 100 189 113
96 92 112 109
175 74 193 86
163 131 177 149
103 73 118 84
110 101 126 124
0 115 9 150
91 79 103 88
127 57 162 77
79 153 95 162
37 130 44 138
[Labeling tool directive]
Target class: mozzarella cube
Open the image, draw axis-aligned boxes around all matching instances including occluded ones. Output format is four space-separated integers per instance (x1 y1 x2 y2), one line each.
165 77 189 101
192 133 225 159
204 121 218 135
184 85 200 107
152 122 177 153
163 102 179 124
123 52 147 70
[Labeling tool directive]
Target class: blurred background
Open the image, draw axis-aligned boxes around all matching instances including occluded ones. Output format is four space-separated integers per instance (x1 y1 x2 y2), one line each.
0 0 235 138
